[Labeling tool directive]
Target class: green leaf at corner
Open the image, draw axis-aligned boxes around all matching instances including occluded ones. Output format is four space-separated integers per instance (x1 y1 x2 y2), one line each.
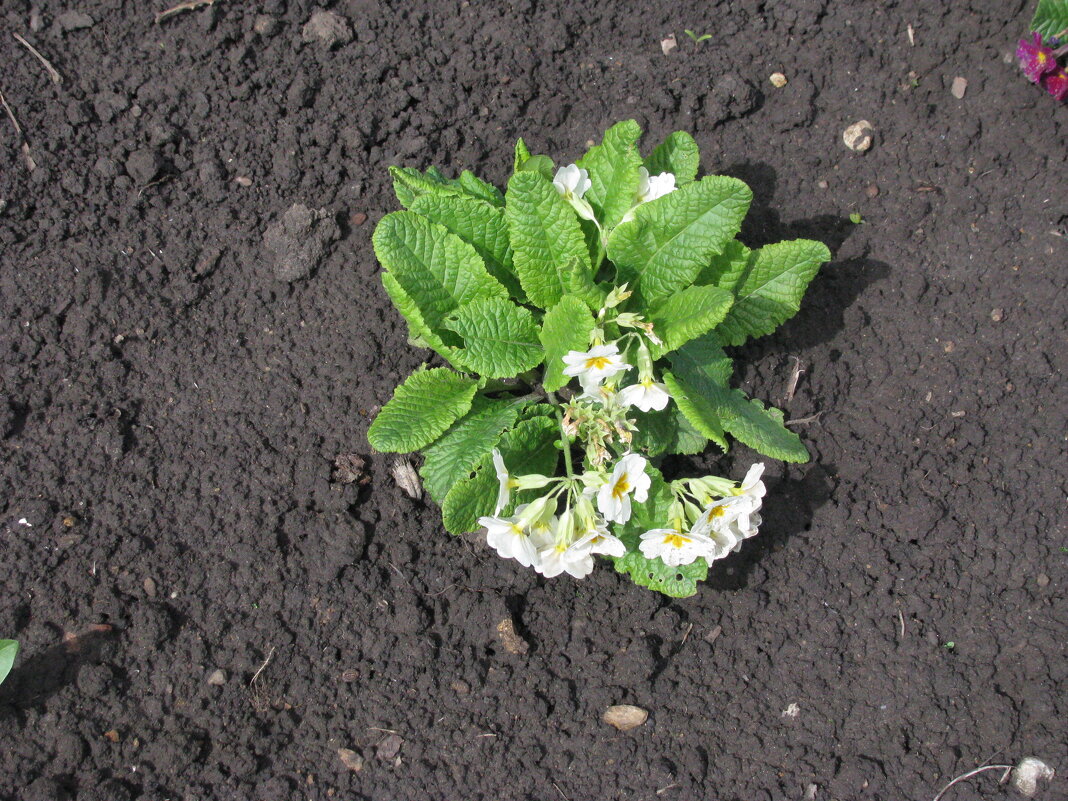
577 119 644 229
663 371 729 453
514 138 555 181
613 552 708 598
389 165 460 208
381 272 464 367
1031 0 1068 39
645 131 700 185
445 297 543 378
505 170 591 309
540 295 595 391
715 239 831 347
420 396 526 504
647 284 734 359
456 171 505 207
0 640 18 686
607 175 753 308
719 391 809 463
368 368 479 453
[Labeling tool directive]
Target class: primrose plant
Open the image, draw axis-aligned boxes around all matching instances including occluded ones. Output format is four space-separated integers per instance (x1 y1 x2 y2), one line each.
367 120 830 597
1017 0 1068 101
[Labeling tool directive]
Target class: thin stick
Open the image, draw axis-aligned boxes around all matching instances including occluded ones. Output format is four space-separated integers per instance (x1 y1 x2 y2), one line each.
931 764 1012 801
12 34 62 84
552 783 569 801
680 622 694 645
0 88 22 139
897 610 906 638
155 0 216 24
785 411 823 426
784 356 804 403
249 646 275 686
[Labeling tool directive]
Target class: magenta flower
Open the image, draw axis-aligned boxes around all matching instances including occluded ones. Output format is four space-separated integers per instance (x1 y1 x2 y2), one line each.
1044 67 1068 101
1017 32 1058 83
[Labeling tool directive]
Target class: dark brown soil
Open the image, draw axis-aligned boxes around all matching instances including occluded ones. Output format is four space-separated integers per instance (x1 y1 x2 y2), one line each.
1 1 1065 799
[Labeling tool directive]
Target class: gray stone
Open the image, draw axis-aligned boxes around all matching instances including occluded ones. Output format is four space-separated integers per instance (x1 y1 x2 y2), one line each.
301 9 353 49
262 203 340 282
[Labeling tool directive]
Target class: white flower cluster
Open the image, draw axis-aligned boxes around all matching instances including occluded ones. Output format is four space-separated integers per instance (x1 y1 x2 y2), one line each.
553 163 677 227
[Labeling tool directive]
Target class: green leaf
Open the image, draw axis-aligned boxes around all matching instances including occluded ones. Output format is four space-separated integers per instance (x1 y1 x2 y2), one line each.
672 333 735 386
540 295 595 391
373 211 507 333
389 165 459 208
409 194 523 300
441 453 498 534
606 175 752 308
368 367 479 453
647 284 734 359
513 138 555 180
0 640 17 686
715 239 831 347
420 396 526 504
670 409 709 454
613 551 708 598
577 119 644 229
441 415 558 533
568 257 608 310
717 391 809 462
645 131 700 185
630 409 675 457
505 170 591 309
663 371 729 453
456 171 505 207
444 297 543 378
695 239 751 289
1031 0 1068 38
381 272 464 366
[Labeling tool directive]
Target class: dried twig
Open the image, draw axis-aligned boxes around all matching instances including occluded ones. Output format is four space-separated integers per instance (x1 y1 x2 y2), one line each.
784 356 805 403
930 764 1012 801
155 0 216 25
0 88 22 139
249 646 275 686
897 609 906 638
12 34 62 84
785 411 823 426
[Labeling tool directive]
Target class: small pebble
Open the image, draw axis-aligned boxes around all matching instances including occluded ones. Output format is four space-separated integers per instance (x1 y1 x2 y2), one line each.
843 120 874 152
376 734 403 760
603 704 648 731
951 76 968 99
769 72 788 88
866 184 880 198
143 577 157 597
233 176 253 187
817 180 829 190
1036 573 1050 588
660 34 677 55
990 308 1003 322
350 212 368 226
450 679 470 695
253 15 280 36
207 669 227 686
337 748 364 772
390 458 422 499
341 669 359 682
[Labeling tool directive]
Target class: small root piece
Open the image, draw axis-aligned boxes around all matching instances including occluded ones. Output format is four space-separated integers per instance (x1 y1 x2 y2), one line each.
0 88 23 138
930 764 1013 801
785 411 823 426
155 0 216 24
784 356 805 403
12 34 63 84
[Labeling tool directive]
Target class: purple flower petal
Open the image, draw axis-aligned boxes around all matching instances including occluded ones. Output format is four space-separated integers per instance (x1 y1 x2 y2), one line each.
1017 32 1059 83
1043 68 1068 101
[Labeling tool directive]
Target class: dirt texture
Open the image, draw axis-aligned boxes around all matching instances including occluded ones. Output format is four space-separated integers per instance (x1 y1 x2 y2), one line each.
1 1 1066 799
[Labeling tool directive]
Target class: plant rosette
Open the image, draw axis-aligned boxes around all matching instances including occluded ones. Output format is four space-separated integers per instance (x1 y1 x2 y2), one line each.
367 120 830 597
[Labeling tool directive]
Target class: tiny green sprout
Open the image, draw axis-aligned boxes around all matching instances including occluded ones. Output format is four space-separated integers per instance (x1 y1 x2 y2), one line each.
1061 546 1068 553
944 641 956 650
849 212 864 225
0 640 18 686
684 29 712 43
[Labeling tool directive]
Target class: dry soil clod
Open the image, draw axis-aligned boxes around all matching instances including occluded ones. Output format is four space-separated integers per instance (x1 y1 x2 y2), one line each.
843 120 874 152
496 617 530 655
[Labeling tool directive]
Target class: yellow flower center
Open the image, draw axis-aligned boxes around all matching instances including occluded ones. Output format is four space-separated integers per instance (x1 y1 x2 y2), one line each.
664 532 691 549
612 475 630 500
509 523 525 537
709 506 726 518
1039 51 1048 64
585 355 611 370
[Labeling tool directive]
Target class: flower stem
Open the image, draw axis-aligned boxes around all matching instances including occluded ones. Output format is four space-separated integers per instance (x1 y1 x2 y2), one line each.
548 391 576 480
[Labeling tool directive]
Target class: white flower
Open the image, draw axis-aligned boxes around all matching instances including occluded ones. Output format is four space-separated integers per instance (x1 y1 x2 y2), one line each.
639 526 717 566
478 514 540 568
553 164 598 222
492 449 514 514
562 343 632 384
574 519 627 557
531 509 595 579
596 453 651 524
618 377 671 412
553 164 592 199
691 464 766 559
637 167 676 203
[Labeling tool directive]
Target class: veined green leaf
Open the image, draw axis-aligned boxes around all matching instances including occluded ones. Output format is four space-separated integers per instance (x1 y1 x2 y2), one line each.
368 367 479 453
670 409 709 454
717 391 809 462
456 170 505 207
420 396 527 504
577 119 644 229
662 371 729 453
1032 0 1068 38
715 239 830 346
606 175 752 308
505 170 591 309
441 453 498 534
540 295 595 391
445 297 543 378
645 131 700 185
513 138 555 180
409 194 522 300
568 257 608 310
696 239 751 289
381 271 465 367
389 165 459 208
0 640 18 686
648 284 734 359
671 333 734 386
373 211 507 333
